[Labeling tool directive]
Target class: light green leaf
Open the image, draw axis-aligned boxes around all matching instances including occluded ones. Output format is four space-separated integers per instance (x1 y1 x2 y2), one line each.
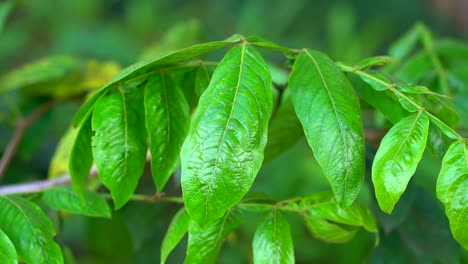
42 186 111 218
161 208 191 264
69 116 93 197
436 140 468 249
389 24 422 60
428 116 460 140
300 192 377 244
264 88 303 163
252 211 294 264
372 111 429 213
289 49 365 207
358 70 391 91
246 36 294 55
355 56 394 70
145 73 190 191
185 209 243 264
72 87 110 127
49 127 78 179
194 64 214 96
181 44 273 226
0 229 17 264
92 81 147 209
0 195 63 263
394 52 433 83
73 35 242 127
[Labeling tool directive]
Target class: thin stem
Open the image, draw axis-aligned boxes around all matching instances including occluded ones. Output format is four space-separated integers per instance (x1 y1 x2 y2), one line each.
0 101 56 180
337 62 463 140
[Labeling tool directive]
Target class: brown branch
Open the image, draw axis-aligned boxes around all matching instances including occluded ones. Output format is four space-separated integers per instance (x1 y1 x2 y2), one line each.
0 101 56 180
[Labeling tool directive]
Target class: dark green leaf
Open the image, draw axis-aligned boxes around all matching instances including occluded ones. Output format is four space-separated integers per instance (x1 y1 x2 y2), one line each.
69 116 93 197
0 229 16 264
42 186 111 218
0 195 63 263
264 88 303 163
372 111 429 213
185 209 243 264
289 49 365 207
436 140 468 249
355 56 394 70
73 35 242 126
49 127 77 179
194 64 214 97
161 208 191 264
0 1 14 33
181 44 273 226
92 81 147 209
252 211 294 264
428 116 460 140
394 52 433 83
144 73 190 191
300 192 377 244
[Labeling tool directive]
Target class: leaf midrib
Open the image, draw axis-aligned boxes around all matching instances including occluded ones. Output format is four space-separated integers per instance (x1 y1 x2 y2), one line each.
204 44 246 225
117 87 129 202
304 50 350 200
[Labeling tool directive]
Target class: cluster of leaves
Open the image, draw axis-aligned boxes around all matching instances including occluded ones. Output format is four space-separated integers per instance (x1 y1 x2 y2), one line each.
0 23 466 263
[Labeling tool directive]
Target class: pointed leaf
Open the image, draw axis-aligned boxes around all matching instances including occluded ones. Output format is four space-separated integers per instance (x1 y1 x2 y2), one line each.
42 186 111 218
194 64 214 96
389 24 422 60
358 70 391 91
69 116 93 197
161 208 191 264
92 81 147 209
0 1 13 33
181 44 273 226
185 209 243 264
145 73 190 191
372 111 429 213
252 211 294 264
49 127 78 178
0 195 63 263
289 49 365 207
73 35 242 126
436 140 468 249
355 56 394 70
0 229 17 264
300 192 378 244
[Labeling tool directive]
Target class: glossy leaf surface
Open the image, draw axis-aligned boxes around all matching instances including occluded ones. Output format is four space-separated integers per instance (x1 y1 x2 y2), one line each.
145 73 190 191
181 44 272 226
436 141 468 249
289 49 365 207
185 209 243 264
42 186 111 218
0 229 16 264
252 211 294 264
372 112 429 213
92 81 147 209
161 208 191 264
69 116 93 197
0 195 63 263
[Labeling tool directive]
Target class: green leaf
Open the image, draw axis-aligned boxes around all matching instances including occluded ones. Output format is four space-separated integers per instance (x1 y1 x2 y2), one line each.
92 81 147 209
394 52 433 83
358 70 391 91
264 88 303 163
355 56 394 70
161 208 191 264
246 36 295 55
194 64 214 97
0 229 17 264
429 116 460 140
436 140 468 249
181 44 273 226
389 24 422 60
252 211 294 264
0 195 63 263
185 209 243 264
0 1 14 34
73 35 242 126
42 186 111 218
145 73 190 191
300 192 378 244
72 87 110 127
289 49 365 207
49 127 78 179
69 116 93 197
372 111 429 213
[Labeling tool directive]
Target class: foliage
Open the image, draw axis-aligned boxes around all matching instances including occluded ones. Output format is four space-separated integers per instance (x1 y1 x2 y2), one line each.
0 5 467 263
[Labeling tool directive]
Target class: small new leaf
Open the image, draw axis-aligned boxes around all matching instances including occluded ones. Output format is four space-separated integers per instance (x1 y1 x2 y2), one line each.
372 111 429 213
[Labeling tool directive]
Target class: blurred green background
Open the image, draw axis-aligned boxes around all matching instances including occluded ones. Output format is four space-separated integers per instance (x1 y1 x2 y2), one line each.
0 0 467 263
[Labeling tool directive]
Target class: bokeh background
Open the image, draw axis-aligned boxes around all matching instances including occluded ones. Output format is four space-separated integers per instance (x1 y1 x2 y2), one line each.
0 0 467 263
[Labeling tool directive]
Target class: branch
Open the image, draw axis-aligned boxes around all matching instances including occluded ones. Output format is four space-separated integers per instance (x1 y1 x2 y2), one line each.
0 101 56 180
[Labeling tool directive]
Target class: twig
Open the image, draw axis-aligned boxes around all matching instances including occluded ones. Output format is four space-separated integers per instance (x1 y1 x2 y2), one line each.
0 101 56 180
0 167 98 195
